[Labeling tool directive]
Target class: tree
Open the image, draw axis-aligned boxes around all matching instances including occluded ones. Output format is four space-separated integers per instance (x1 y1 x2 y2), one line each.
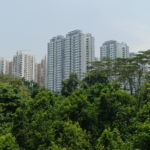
97 88 136 136
133 121 150 150
83 69 108 87
136 82 150 108
136 102 150 123
50 121 91 150
88 50 150 94
12 91 59 150
0 133 20 150
96 128 123 150
0 70 150 150
113 57 139 94
0 83 25 123
61 73 80 96
57 88 98 135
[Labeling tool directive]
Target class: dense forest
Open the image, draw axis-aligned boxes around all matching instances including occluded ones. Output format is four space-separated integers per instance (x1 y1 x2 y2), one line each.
0 50 150 150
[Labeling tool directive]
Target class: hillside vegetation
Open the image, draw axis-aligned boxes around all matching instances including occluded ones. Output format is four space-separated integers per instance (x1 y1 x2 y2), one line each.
0 50 150 150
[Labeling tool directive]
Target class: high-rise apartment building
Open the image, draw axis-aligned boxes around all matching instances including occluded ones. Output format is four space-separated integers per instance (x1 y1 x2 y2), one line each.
13 50 35 81
64 30 86 79
47 36 65 91
41 56 47 88
100 40 129 60
47 30 95 92
0 57 10 74
35 63 41 85
85 33 95 63
64 31 95 79
35 56 47 87
8 61 13 76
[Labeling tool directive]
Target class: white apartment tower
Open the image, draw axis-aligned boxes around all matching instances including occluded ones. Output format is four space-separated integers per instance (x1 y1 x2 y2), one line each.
47 36 65 91
0 57 10 74
64 30 86 79
47 30 95 92
13 51 35 81
100 40 129 60
85 33 95 65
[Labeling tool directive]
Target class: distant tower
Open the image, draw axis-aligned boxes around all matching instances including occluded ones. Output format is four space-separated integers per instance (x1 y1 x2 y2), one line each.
35 56 47 87
0 57 10 75
100 40 129 60
47 36 65 91
64 30 86 79
13 50 36 81
47 30 95 92
64 30 95 79
85 33 95 63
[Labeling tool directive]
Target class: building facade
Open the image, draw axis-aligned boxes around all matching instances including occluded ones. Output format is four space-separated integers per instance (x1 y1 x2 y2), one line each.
35 56 47 87
13 50 35 81
47 36 65 91
47 30 95 92
85 33 95 64
64 30 86 79
0 57 10 74
100 40 129 60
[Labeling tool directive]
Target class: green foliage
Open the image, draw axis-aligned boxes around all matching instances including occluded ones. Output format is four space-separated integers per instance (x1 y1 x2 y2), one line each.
136 102 150 122
83 69 108 87
48 143 68 150
61 73 80 96
90 50 150 94
136 82 150 108
57 88 98 136
12 91 59 150
0 50 150 150
0 133 20 150
51 121 91 150
133 121 150 150
96 128 134 150
96 128 123 150
97 89 136 136
0 82 29 123
21 78 46 98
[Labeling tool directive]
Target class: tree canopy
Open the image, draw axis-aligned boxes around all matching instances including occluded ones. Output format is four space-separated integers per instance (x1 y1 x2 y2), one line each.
0 50 150 150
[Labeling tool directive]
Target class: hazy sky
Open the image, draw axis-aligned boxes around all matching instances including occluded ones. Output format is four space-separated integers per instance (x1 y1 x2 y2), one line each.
0 0 150 61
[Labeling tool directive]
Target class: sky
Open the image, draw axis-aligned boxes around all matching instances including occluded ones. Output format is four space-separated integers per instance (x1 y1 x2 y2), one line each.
0 0 150 61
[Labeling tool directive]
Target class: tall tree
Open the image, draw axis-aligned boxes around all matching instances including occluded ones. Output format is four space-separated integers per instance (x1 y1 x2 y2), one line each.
61 73 80 96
